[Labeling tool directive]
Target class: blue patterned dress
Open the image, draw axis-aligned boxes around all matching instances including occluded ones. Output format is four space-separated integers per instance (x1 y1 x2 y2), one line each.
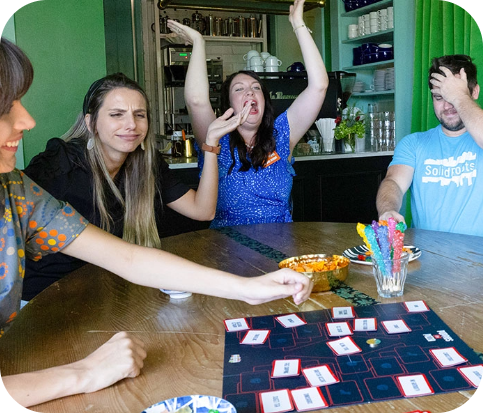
0 170 88 336
198 111 296 228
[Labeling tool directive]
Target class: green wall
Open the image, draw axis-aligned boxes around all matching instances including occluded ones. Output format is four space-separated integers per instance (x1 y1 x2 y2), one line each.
14 0 107 164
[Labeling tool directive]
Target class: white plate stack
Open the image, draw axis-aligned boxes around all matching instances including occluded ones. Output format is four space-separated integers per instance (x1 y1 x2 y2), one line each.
373 69 386 92
353 81 365 93
385 67 395 91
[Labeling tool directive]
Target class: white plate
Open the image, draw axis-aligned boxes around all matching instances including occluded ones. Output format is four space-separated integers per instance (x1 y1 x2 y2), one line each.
342 245 422 265
142 395 236 413
160 289 193 299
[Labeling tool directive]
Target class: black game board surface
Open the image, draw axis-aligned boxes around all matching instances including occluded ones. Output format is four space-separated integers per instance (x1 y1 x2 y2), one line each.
222 303 481 412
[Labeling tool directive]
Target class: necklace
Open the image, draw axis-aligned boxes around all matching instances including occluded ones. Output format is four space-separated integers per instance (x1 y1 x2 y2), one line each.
245 143 254 150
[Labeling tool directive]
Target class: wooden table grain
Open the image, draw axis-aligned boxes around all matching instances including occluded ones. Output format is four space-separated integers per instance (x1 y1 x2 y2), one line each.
1 222 482 413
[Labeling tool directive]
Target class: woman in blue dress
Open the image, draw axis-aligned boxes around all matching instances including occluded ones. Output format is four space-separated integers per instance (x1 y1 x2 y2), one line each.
167 0 329 227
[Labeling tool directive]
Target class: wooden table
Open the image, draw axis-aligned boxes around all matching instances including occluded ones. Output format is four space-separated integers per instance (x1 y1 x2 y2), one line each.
1 223 482 413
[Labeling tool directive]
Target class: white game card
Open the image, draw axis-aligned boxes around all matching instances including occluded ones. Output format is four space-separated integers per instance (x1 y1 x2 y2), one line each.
381 319 412 334
353 318 377 332
290 387 328 411
458 365 483 387
240 329 270 345
276 313 307 328
326 321 353 337
404 300 430 313
430 347 468 367
327 336 362 356
332 306 355 319
302 364 339 387
259 389 293 413
271 359 301 378
397 374 434 397
224 317 250 332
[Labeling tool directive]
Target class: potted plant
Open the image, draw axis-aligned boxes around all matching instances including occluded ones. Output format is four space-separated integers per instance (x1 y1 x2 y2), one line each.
333 102 365 152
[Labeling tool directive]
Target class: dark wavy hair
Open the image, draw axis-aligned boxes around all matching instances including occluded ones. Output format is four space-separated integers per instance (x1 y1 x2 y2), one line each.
428 54 478 94
220 70 277 173
0 37 34 117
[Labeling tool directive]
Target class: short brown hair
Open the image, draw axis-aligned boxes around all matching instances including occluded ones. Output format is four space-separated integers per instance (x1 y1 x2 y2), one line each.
428 54 477 94
0 37 34 117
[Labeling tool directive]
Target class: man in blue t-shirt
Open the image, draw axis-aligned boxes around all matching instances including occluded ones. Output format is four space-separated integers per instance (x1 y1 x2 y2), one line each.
376 54 483 237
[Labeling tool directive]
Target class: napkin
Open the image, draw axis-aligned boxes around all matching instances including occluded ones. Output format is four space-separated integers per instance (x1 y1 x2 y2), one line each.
315 118 336 152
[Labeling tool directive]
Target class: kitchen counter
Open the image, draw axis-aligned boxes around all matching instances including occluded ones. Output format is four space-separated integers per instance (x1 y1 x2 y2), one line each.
164 151 394 169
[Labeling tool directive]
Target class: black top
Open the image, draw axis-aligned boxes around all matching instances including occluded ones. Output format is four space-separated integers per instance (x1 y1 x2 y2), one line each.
22 138 190 300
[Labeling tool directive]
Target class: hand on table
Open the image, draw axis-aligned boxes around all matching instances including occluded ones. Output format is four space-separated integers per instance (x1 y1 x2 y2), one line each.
75 331 146 394
242 268 313 306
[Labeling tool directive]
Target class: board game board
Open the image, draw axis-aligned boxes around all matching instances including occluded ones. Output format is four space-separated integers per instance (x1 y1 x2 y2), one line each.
222 302 482 412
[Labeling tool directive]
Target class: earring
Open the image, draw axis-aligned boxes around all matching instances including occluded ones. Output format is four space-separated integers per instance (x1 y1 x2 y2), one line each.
140 141 145 151
87 137 95 150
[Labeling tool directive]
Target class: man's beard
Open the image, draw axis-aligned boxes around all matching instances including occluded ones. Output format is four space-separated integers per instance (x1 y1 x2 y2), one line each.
438 115 465 132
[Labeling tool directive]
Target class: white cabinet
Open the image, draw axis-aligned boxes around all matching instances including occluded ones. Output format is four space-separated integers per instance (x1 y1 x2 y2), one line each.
330 0 415 142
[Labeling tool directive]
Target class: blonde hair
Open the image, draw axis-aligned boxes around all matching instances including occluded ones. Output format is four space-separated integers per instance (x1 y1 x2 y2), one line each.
64 73 162 249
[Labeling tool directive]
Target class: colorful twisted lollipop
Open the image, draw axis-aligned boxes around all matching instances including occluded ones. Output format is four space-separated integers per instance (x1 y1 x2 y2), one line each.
376 225 392 275
357 223 371 249
388 217 396 249
364 225 387 275
392 229 405 272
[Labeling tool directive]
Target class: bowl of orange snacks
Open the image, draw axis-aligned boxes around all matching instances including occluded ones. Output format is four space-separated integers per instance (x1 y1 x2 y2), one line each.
278 254 350 292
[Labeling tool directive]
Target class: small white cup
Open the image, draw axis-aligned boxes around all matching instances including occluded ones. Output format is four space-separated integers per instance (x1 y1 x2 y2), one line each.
348 24 358 39
370 11 378 19
160 289 193 299
265 56 282 66
251 65 264 72
387 19 394 29
387 6 394 17
264 65 280 72
243 50 260 61
260 52 271 60
249 56 263 66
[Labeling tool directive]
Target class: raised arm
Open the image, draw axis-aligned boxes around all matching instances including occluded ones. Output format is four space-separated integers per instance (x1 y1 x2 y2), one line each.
167 20 216 148
167 106 250 220
376 164 414 223
430 67 483 149
286 0 329 151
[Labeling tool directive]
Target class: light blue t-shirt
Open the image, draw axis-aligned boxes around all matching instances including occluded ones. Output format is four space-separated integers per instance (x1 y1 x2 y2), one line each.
390 125 483 237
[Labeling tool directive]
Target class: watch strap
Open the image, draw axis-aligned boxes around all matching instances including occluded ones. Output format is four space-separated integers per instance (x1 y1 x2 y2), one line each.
202 142 221 154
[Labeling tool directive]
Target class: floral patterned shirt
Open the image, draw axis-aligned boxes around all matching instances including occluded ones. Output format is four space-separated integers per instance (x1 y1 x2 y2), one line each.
0 170 88 336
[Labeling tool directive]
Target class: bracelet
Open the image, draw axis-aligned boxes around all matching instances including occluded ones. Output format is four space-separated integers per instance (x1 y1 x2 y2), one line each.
293 24 312 34
201 142 221 155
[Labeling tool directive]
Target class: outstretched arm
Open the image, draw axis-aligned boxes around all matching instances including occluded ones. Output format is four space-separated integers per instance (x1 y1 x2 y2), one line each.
286 0 329 151
430 67 483 148
376 164 414 222
62 224 313 306
167 20 216 148
3 332 146 407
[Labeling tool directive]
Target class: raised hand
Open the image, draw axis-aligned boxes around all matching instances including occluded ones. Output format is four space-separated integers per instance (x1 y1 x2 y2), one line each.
166 19 203 46
289 0 306 27
205 105 251 146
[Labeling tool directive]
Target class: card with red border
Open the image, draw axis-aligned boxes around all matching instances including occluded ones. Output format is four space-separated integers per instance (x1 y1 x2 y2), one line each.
397 374 434 397
404 300 430 313
259 389 293 413
331 306 355 319
291 387 329 411
302 364 339 387
271 359 301 378
353 318 377 332
275 313 307 328
240 329 270 345
429 347 468 367
224 317 250 332
326 321 353 337
327 336 362 356
457 365 483 387
381 319 412 334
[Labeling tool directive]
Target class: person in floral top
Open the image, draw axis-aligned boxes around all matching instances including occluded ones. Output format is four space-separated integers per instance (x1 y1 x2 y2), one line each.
0 38 312 407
